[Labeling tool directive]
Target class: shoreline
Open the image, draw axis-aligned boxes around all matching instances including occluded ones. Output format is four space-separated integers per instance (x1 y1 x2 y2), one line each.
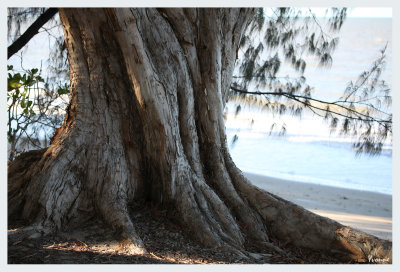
244 172 392 241
242 169 392 196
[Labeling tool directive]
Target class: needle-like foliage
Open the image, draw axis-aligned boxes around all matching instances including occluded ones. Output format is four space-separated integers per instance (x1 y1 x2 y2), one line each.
231 8 391 155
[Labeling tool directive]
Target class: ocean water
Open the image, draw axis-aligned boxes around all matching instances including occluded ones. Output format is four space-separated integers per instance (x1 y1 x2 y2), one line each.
226 127 392 195
227 18 392 195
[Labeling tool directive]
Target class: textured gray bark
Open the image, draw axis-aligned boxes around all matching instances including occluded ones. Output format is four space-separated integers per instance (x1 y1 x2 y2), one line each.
8 8 391 262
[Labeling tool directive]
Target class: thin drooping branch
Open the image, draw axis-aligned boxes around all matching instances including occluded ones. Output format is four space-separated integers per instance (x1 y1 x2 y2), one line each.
8 8 58 59
230 85 392 126
307 8 332 40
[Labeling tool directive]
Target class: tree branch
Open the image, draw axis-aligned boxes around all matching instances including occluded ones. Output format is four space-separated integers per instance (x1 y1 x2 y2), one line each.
8 8 58 59
230 85 392 125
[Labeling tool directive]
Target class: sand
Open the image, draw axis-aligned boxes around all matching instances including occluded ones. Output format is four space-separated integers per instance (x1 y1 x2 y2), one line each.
244 172 392 241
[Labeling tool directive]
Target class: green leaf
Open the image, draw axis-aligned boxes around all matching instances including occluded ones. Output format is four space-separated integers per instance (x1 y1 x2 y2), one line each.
31 68 39 74
21 99 26 109
57 85 70 95
8 65 13 71
27 100 33 107
9 81 22 89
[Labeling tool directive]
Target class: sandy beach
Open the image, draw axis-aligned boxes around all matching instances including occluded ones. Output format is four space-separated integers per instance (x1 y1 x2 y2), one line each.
244 172 392 241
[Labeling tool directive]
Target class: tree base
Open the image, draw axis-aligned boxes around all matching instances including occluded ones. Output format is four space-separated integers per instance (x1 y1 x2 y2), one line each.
9 201 370 264
8 148 392 264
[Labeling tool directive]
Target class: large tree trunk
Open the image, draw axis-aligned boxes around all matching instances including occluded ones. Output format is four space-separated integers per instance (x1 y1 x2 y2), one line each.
8 8 391 263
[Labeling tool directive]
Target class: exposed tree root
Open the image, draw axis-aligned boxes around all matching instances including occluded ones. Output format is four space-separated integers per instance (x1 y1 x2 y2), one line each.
100 201 147 254
223 148 392 262
8 224 50 241
173 166 245 249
